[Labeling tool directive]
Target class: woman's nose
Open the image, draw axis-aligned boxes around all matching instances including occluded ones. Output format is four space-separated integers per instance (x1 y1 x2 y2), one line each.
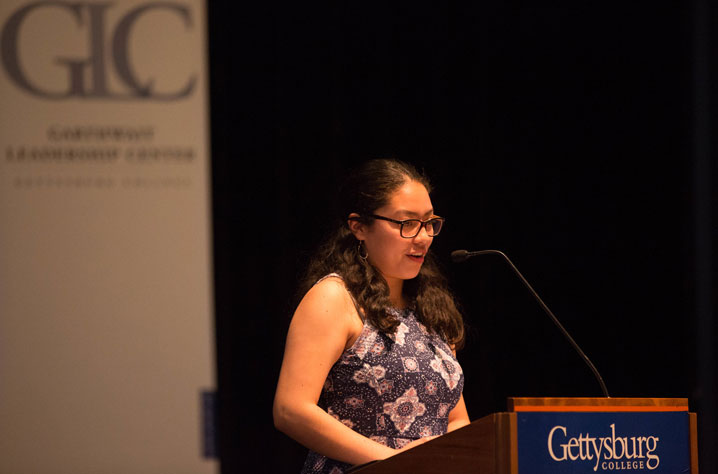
414 223 433 243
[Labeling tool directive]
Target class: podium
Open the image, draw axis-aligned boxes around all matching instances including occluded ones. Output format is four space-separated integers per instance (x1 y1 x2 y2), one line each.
349 398 698 474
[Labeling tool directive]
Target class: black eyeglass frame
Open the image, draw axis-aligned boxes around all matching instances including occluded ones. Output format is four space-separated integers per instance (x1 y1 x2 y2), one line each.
367 214 445 238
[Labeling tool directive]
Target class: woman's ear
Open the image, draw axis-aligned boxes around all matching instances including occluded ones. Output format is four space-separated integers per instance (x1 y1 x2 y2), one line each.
347 213 366 239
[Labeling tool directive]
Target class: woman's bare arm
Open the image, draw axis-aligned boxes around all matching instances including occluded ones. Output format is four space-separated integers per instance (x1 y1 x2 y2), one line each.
447 347 471 432
273 278 397 465
447 394 470 432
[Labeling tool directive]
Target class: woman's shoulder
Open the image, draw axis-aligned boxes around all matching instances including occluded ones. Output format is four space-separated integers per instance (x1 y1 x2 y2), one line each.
313 272 345 288
311 273 348 296
299 273 355 316
295 274 364 347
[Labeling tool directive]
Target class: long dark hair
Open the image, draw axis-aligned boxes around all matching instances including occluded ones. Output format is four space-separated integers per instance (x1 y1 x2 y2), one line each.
301 159 465 349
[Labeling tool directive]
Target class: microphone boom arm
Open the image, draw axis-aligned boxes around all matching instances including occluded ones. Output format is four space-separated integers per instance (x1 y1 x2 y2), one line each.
453 249 610 398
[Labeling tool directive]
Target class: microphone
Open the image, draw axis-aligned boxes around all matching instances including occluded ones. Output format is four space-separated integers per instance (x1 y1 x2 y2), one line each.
450 249 472 263
451 249 610 398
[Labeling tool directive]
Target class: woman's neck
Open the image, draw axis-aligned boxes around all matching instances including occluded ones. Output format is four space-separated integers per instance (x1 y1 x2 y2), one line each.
386 277 406 309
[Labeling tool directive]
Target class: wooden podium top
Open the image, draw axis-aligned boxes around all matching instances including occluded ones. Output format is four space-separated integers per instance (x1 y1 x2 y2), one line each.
508 397 689 412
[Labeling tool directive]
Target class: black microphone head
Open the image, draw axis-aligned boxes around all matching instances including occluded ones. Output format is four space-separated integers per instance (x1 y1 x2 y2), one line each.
451 249 470 263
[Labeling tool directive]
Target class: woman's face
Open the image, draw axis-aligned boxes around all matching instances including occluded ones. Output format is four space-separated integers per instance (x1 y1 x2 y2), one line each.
351 179 436 285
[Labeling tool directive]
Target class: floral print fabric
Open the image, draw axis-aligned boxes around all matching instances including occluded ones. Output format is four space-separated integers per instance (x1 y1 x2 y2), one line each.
300 308 464 474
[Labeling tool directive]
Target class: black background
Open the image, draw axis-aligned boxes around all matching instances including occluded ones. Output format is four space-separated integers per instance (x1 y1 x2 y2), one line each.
208 2 717 473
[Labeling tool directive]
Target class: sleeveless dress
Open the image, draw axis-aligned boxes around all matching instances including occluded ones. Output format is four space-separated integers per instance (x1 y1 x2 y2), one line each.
300 278 465 474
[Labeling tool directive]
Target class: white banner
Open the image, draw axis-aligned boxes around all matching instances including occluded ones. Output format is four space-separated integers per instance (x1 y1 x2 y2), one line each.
0 1 216 472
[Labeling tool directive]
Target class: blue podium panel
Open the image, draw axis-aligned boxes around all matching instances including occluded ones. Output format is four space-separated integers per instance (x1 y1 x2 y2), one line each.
516 412 690 474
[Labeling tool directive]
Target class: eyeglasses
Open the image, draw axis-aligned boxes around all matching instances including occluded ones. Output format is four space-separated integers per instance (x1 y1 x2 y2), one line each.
369 214 445 238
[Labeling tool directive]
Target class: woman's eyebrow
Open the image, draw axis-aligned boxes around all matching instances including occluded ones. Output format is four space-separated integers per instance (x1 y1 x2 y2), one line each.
395 209 435 218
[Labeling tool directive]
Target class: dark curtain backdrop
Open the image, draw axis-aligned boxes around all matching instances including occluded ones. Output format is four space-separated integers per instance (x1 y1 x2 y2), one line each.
208 2 717 473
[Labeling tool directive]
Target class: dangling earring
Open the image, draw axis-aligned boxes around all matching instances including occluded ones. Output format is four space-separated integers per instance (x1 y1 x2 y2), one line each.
357 240 369 260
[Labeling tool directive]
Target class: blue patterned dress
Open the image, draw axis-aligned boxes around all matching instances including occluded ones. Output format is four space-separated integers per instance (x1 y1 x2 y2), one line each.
300 303 464 474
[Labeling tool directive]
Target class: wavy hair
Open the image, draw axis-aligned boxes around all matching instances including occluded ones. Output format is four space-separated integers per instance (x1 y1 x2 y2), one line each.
301 159 465 349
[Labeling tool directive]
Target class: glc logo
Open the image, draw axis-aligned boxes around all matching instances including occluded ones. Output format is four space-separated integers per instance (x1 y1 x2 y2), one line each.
1 1 196 100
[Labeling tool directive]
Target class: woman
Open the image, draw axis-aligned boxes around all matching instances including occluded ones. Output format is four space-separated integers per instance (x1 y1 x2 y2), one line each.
273 159 469 473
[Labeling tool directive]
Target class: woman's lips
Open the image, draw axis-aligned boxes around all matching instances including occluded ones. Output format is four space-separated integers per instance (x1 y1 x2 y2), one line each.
407 254 425 263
